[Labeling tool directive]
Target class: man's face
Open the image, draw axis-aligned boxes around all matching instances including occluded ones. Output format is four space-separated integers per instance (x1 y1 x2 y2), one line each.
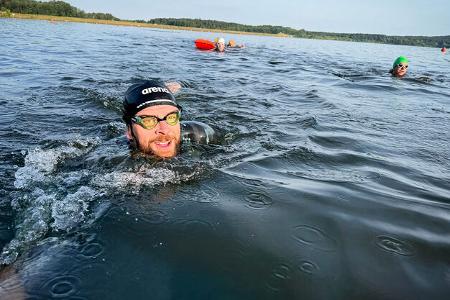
217 42 225 52
127 105 181 158
394 63 408 77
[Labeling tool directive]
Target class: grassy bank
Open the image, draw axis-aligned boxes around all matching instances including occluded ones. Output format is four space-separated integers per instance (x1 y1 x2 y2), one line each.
0 12 290 38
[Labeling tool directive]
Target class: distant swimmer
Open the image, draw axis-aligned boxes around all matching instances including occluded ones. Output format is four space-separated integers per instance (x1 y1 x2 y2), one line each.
214 37 244 52
195 38 244 52
122 80 217 159
227 39 244 49
215 37 226 52
390 56 409 78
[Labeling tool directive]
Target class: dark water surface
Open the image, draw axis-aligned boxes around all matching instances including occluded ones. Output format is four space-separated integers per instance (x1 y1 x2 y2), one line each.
1 18 449 299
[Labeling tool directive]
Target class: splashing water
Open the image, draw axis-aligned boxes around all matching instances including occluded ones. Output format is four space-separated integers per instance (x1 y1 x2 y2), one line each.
2 135 210 265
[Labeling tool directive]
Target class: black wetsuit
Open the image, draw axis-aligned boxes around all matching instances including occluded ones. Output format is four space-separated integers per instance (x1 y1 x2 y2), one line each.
181 121 218 145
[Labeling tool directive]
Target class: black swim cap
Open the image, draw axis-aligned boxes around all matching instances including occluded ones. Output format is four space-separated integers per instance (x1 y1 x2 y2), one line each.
122 80 181 124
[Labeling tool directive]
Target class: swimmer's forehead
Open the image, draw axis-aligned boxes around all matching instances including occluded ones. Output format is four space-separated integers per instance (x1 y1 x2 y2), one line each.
136 105 180 116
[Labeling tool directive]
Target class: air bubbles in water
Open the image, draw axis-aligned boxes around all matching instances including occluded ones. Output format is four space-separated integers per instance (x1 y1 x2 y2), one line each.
51 186 100 232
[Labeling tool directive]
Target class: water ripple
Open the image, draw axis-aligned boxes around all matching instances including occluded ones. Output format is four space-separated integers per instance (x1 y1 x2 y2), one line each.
375 235 415 256
44 275 80 298
245 191 273 209
292 225 337 252
266 264 292 292
80 242 104 258
298 260 320 275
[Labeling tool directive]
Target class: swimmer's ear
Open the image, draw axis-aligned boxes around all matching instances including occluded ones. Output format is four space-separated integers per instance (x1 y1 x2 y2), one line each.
126 126 133 141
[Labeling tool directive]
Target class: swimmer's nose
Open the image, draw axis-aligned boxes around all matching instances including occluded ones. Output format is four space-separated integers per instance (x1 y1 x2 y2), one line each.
155 120 169 134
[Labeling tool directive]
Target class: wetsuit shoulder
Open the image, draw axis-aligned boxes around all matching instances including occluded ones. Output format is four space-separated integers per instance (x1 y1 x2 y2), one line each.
181 121 217 144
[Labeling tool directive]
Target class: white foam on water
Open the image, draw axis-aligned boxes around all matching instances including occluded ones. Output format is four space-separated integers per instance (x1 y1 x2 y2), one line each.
1 137 102 265
3 136 209 265
14 148 60 189
14 137 101 189
91 166 200 193
51 186 101 232
1 190 56 264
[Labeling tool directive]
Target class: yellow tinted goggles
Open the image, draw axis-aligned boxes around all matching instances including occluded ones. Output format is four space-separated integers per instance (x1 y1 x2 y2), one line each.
132 111 180 129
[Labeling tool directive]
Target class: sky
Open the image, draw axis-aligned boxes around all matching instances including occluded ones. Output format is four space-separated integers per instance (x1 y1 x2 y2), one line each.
63 0 450 36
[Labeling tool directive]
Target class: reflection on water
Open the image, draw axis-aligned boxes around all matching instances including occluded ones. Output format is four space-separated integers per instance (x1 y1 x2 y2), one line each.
0 18 449 299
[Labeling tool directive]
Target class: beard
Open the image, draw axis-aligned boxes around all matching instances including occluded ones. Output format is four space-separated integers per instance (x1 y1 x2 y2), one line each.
135 133 181 158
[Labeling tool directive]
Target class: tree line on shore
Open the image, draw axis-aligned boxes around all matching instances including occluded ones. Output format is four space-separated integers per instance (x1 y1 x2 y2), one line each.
0 0 118 20
146 18 449 48
1 0 448 48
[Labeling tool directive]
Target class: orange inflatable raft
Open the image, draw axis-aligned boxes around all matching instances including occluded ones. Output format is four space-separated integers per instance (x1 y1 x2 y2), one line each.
195 39 215 50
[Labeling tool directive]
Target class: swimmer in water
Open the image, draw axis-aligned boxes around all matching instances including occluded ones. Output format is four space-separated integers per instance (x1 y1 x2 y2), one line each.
390 56 409 78
227 39 244 48
123 80 183 158
122 80 217 158
215 37 226 52
214 37 244 52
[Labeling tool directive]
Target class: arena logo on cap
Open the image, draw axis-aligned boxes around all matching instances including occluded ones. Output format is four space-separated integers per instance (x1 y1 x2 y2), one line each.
141 87 170 95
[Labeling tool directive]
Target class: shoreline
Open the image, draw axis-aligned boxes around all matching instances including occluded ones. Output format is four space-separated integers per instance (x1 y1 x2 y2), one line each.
1 12 445 48
0 13 290 38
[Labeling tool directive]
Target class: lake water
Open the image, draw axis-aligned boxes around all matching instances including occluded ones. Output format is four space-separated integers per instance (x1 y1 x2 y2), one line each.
0 18 449 299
